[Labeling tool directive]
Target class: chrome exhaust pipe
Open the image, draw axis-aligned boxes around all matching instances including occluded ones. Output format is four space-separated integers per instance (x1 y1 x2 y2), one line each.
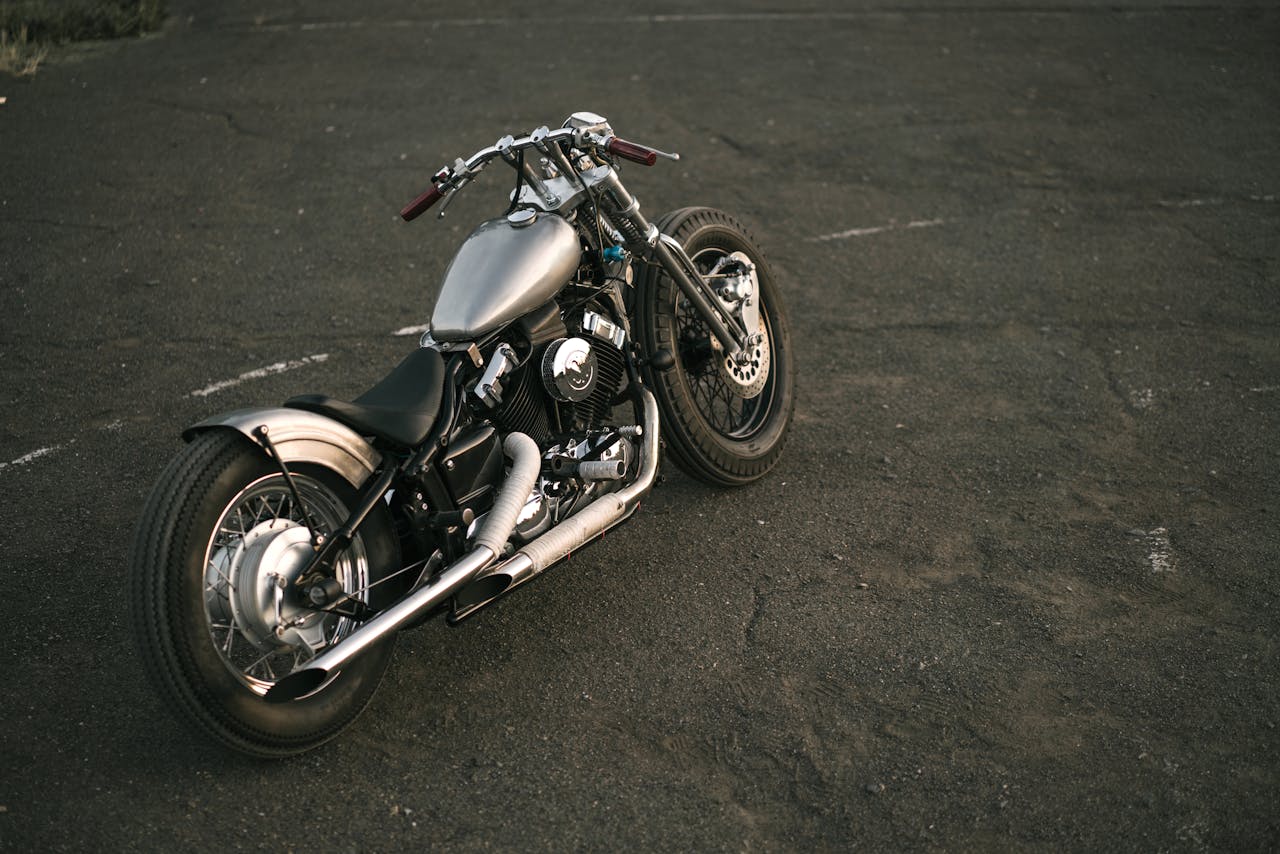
451 387 660 622
264 432 542 703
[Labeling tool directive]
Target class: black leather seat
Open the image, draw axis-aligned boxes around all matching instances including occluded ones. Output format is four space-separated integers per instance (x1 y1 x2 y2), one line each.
285 347 445 448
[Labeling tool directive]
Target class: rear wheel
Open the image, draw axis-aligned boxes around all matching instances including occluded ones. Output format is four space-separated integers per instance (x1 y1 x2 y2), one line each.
636 208 796 486
129 430 401 757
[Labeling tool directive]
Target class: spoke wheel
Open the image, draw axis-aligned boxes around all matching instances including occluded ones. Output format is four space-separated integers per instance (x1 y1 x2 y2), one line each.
637 208 796 486
130 430 402 757
203 474 369 694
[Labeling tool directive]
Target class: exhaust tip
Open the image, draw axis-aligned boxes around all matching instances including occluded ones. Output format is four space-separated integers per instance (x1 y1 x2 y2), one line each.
264 667 329 703
453 573 512 608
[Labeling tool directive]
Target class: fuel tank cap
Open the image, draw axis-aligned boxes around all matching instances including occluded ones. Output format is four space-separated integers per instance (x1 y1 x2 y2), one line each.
507 208 538 228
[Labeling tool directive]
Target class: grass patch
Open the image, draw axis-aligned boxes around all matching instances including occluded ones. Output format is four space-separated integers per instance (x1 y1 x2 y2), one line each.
0 0 165 76
1 26 47 76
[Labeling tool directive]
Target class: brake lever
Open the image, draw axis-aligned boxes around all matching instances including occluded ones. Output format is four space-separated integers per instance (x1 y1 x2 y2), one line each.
435 179 466 218
434 157 480 219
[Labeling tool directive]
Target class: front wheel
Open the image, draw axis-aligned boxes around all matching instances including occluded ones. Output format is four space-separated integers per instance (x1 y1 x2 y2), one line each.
129 430 401 757
636 208 796 486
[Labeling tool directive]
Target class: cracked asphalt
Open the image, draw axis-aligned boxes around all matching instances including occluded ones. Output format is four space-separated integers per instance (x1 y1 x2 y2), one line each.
2 1 1277 849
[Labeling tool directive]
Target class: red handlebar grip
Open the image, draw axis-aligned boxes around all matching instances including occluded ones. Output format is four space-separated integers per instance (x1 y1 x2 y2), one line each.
606 137 658 167
400 184 445 221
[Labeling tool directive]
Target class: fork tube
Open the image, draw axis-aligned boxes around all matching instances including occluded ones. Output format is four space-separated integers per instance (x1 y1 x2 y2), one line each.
595 171 744 355
652 238 744 356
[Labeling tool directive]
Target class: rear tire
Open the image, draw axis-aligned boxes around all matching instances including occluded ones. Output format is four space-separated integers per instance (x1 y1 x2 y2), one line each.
636 208 796 486
129 430 401 757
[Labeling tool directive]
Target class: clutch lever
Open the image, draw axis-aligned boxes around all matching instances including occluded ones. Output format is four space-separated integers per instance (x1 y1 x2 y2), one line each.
435 180 465 218
435 158 477 219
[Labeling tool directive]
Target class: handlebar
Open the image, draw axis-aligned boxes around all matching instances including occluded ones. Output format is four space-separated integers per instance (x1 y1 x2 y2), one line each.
400 183 445 222
605 137 658 167
399 118 678 220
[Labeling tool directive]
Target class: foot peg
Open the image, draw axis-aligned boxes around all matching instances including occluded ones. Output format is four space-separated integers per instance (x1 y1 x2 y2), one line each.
548 457 625 481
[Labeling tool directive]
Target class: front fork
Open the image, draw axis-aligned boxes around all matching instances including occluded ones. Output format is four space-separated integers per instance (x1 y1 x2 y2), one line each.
651 234 747 360
593 171 747 359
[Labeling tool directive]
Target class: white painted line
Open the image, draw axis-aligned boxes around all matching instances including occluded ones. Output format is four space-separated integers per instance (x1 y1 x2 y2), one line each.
392 324 430 337
189 354 330 398
0 446 60 471
261 7 1226 36
808 218 946 243
300 21 361 31
814 224 892 240
1145 527 1175 573
254 11 914 32
1129 388 1155 410
1157 198 1222 208
1158 195 1277 207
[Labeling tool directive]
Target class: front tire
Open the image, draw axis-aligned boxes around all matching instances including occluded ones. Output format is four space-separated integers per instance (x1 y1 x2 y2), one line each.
129 430 400 757
636 208 796 486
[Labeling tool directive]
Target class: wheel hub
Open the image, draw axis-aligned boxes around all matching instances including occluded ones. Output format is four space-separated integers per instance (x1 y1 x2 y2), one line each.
207 521 330 655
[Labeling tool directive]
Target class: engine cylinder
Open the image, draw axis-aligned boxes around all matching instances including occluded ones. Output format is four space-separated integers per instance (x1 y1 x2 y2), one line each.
489 362 552 447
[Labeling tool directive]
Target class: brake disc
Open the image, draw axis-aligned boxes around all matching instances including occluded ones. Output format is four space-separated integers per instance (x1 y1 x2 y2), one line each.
710 311 770 399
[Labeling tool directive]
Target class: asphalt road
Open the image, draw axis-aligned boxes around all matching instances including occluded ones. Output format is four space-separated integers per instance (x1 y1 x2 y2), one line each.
2 1 1277 850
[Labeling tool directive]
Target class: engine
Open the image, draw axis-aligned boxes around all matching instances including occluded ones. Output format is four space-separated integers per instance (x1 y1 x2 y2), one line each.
465 301 635 545
484 307 628 446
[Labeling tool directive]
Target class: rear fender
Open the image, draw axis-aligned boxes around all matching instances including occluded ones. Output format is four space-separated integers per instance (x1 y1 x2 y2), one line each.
183 408 382 488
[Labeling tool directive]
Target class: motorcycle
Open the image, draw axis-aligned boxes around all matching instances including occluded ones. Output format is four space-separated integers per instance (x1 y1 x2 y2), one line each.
129 111 795 757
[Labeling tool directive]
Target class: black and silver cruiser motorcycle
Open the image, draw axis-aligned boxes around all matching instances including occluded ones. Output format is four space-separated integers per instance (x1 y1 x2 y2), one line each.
130 112 795 756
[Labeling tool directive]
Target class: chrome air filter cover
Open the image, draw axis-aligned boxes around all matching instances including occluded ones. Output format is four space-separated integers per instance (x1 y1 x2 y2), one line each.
541 337 598 402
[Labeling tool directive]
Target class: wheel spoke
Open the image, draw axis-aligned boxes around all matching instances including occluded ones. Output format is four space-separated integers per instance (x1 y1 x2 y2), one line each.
243 648 277 679
206 559 236 593
691 372 713 411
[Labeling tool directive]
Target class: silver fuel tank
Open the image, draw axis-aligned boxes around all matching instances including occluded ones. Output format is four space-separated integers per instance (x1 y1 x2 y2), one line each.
429 211 581 341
